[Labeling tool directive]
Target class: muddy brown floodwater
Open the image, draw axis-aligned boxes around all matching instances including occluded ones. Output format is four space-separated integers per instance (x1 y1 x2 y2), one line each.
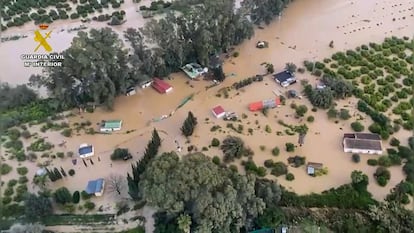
1 0 414 232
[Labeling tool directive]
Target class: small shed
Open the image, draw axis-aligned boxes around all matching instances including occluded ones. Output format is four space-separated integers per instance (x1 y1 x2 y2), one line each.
85 178 105 196
212 105 225 118
100 120 122 132
306 162 323 176
78 144 94 159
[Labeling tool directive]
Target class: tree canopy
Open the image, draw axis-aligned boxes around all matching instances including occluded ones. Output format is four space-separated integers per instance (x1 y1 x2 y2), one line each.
140 152 272 232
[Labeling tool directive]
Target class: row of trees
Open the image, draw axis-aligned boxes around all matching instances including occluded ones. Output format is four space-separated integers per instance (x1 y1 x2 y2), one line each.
127 128 161 200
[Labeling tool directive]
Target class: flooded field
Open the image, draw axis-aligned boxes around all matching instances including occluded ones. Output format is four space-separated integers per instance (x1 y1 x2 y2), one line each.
1 1 414 229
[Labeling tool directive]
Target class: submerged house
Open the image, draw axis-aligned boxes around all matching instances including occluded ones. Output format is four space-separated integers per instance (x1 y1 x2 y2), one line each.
181 63 208 79
343 133 383 155
212 105 226 118
85 178 105 196
306 162 323 176
273 70 296 87
100 120 122 132
249 97 281 111
78 143 94 159
152 78 173 94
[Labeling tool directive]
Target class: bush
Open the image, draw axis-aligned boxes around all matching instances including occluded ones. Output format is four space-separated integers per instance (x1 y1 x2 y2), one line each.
17 167 28 176
374 167 391 187
61 128 72 137
21 130 31 139
2 196 12 205
285 143 295 152
211 138 220 147
307 116 315 122
327 108 338 118
389 137 400 147
339 109 351 120
1 163 12 175
256 167 267 177
229 165 238 172
378 156 392 167
271 162 288 176
351 121 365 132
18 176 28 184
8 179 17 187
72 191 80 204
84 201 95 210
264 159 274 168
81 190 92 200
111 148 130 160
271 147 280 156
367 159 378 166
68 169 75 176
295 105 308 117
54 187 72 205
286 173 295 181
352 154 360 163
7 128 21 140
4 187 14 196
212 156 220 165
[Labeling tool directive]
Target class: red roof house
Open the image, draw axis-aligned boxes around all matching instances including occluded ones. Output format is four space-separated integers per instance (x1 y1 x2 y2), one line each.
152 78 173 94
212 105 225 118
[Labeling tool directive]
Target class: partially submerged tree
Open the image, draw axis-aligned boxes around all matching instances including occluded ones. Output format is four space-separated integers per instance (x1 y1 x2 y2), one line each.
177 214 192 233
221 136 246 162
24 193 53 219
107 174 126 196
181 111 197 137
9 223 45 233
285 62 297 73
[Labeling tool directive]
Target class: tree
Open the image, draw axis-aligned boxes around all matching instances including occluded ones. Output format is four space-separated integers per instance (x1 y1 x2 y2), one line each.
294 124 308 146
111 148 130 160
264 63 274 74
177 214 192 233
295 105 308 117
9 223 45 233
0 82 38 111
140 152 266 232
152 128 161 148
24 193 53 219
32 174 49 190
30 28 132 109
53 187 72 205
285 62 297 73
107 174 126 196
181 111 197 137
351 121 365 132
221 136 246 162
306 86 335 109
368 202 414 232
351 170 368 192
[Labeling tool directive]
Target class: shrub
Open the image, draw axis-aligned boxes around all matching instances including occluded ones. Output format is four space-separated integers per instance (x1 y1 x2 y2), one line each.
352 154 360 163
367 159 378 166
21 130 31 139
61 128 72 137
72 191 80 204
259 145 266 151
111 148 130 160
374 167 391 187
81 190 92 200
351 121 365 132
265 125 272 133
16 167 28 176
389 137 400 147
2 196 12 205
307 116 315 122
67 151 74 157
211 138 220 147
229 165 238 172
1 163 12 175
285 143 295 152
256 167 267 177
378 156 392 167
264 159 274 168
271 162 288 176
233 51 239 57
7 179 17 187
327 108 338 118
212 156 220 165
68 169 75 176
286 173 295 181
84 201 95 210
339 109 351 120
295 105 308 117
7 128 21 140
271 147 280 156
4 187 14 196
18 176 28 184
54 187 72 205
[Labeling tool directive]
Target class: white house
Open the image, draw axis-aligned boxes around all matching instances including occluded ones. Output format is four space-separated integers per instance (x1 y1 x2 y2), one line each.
100 120 122 133
343 133 383 155
212 105 226 118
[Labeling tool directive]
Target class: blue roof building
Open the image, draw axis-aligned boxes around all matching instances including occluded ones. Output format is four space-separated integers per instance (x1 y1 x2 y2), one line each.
85 178 105 196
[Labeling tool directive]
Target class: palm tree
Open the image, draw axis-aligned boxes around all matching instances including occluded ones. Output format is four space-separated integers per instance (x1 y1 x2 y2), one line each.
177 214 192 233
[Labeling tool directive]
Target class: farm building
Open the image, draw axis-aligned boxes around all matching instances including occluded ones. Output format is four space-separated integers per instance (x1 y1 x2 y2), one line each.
78 144 94 159
100 120 122 132
181 63 208 79
273 70 296 87
306 162 323 176
248 97 281 111
152 78 173 94
212 105 226 118
343 133 383 155
85 178 105 196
